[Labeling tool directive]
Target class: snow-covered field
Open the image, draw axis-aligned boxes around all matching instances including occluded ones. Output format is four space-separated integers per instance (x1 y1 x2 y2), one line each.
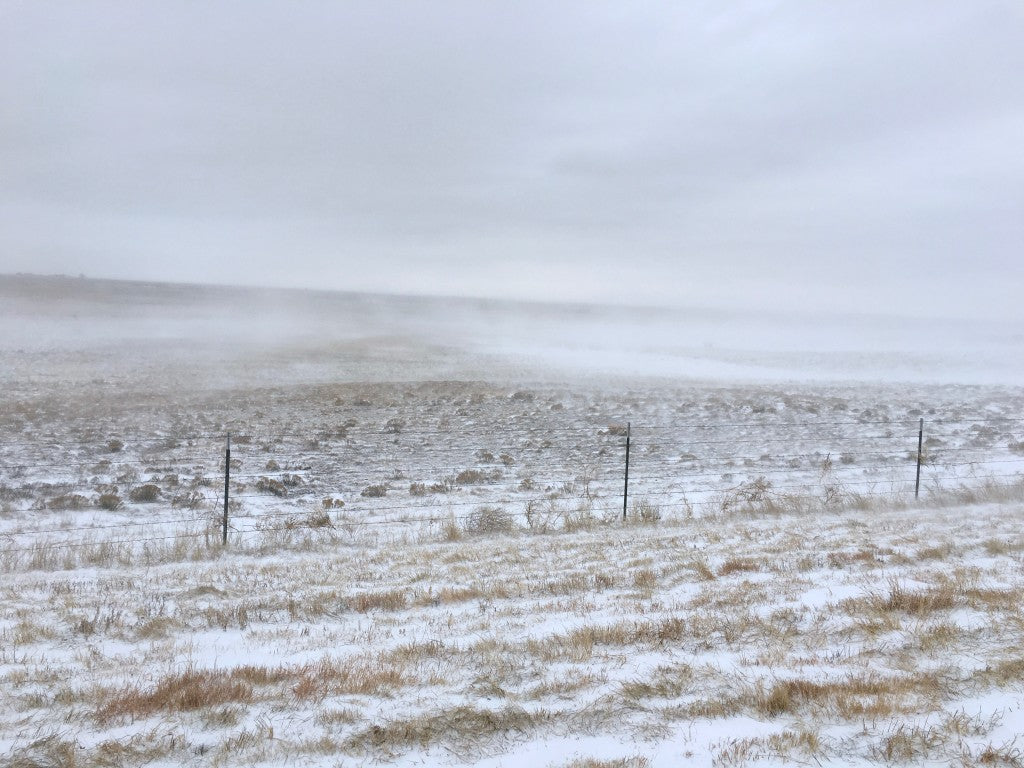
3 274 1024 766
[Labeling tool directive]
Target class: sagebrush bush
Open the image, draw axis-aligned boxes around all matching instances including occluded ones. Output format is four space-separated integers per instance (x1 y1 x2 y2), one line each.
455 468 501 485
256 477 287 496
49 494 89 510
171 490 204 509
464 506 515 535
97 493 122 511
455 469 486 485
129 484 160 503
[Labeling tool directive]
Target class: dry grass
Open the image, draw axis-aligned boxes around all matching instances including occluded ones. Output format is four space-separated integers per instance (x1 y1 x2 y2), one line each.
6 734 78 768
345 705 549 754
4 417 1024 767
529 617 687 661
717 557 761 576
620 663 693 700
752 672 947 719
875 580 957 614
349 588 408 612
463 505 516 535
96 657 411 724
632 568 658 590
96 668 254 723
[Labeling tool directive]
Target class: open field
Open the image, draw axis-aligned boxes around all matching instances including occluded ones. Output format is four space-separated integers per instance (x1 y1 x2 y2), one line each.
2 274 1024 766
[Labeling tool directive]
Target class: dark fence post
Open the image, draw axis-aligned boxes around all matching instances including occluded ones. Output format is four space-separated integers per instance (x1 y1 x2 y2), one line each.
914 418 924 500
223 432 231 545
622 422 631 519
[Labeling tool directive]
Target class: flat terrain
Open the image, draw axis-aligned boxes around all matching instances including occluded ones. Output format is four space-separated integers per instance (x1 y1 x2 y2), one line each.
2 275 1024 766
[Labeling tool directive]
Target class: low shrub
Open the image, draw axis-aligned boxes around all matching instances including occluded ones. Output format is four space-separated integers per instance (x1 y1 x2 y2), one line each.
455 468 501 485
49 494 89 510
464 506 515 536
129 484 160 503
97 493 123 511
256 477 287 496
630 498 661 523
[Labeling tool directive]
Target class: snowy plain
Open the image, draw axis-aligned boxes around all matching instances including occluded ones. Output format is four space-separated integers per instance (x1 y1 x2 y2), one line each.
2 274 1024 767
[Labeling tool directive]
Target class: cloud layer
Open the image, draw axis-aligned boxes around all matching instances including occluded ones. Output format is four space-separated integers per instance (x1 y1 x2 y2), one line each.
2 1 1021 318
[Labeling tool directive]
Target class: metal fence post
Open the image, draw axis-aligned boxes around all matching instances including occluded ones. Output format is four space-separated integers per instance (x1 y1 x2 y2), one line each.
623 422 631 519
223 432 231 545
914 418 924 499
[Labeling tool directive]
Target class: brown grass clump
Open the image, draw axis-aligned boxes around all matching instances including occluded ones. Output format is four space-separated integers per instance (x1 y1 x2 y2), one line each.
868 721 960 763
441 514 463 541
347 705 547 754
97 657 412 724
533 618 687 661
229 665 293 686
620 663 693 700
527 671 606 700
827 548 878 568
283 510 333 530
6 734 79 768
96 667 253 723
689 558 716 581
632 568 658 590
629 498 661 523
874 580 957 615
983 657 1024 685
917 543 953 560
416 585 488 606
972 741 1024 765
349 589 408 613
559 759 651 768
291 657 408 701
717 557 761 576
751 673 942 719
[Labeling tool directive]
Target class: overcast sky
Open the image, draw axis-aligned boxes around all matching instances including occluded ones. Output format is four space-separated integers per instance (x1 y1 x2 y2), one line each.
1 1 1022 318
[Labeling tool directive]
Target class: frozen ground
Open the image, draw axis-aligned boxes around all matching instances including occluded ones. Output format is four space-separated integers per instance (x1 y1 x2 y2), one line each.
2 274 1024 766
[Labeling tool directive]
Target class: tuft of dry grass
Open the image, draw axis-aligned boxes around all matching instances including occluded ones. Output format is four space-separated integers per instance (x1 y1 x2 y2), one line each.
689 557 716 581
632 568 658 590
96 656 412 724
620 663 693 700
7 734 79 768
349 588 408 613
96 667 253 723
346 705 549 754
750 672 945 719
629 498 661 524
717 557 761 577
530 617 687 661
874 579 957 615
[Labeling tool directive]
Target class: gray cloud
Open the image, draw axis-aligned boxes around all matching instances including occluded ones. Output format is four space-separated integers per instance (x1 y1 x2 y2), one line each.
1 1 1022 317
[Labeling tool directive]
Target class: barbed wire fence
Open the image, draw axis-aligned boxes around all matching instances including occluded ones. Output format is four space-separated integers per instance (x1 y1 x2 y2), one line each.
2 415 1024 567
